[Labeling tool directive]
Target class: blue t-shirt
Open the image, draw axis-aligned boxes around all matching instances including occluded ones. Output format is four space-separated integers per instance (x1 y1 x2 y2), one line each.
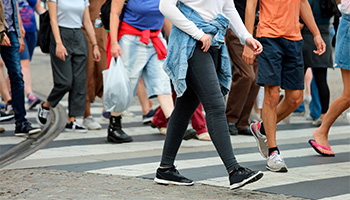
18 0 37 33
123 0 164 31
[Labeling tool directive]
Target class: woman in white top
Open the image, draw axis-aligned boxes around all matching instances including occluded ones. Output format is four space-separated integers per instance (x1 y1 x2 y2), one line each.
154 0 264 189
37 0 101 132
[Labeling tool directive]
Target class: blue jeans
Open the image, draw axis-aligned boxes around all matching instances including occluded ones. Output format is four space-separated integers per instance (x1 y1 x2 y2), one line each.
0 31 27 124
294 77 321 119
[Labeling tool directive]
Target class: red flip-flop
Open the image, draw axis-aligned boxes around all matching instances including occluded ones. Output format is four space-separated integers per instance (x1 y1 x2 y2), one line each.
308 139 335 157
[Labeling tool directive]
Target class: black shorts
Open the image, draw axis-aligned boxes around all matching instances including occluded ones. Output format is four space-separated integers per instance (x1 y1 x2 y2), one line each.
257 37 304 90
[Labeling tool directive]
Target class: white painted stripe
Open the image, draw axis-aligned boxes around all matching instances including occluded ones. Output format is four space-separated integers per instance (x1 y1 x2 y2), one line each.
319 194 350 200
85 145 349 177
199 162 350 190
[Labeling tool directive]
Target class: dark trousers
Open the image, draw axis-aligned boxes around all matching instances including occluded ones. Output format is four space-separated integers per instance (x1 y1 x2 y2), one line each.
0 31 27 124
225 29 259 130
160 43 239 173
48 27 87 117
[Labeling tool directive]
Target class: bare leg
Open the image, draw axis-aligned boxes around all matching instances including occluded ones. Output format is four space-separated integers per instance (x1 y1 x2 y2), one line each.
0 60 11 103
313 69 350 153
261 85 280 148
276 89 304 123
136 78 152 115
84 100 91 118
157 94 174 119
20 59 33 95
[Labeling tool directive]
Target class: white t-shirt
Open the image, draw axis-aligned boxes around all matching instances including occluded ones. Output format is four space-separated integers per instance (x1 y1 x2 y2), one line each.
48 0 89 28
341 0 350 14
159 0 252 44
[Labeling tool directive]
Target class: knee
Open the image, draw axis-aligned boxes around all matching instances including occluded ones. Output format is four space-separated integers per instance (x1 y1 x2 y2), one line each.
285 95 303 109
264 88 280 107
55 82 72 92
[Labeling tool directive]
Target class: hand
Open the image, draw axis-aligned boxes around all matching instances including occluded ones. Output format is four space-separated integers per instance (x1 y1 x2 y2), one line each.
111 42 122 58
20 25 26 38
245 37 263 55
242 45 256 65
56 43 68 61
18 38 25 53
313 35 326 56
1 34 11 46
93 45 101 62
199 33 211 52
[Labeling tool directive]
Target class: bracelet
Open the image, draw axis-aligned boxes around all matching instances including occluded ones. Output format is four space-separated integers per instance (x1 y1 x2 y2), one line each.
111 41 118 46
92 44 98 47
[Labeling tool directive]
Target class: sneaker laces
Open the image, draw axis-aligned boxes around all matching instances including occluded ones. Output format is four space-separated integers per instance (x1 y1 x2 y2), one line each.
270 152 284 164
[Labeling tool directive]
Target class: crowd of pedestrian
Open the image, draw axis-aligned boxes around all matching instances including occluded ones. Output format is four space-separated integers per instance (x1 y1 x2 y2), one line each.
0 0 349 191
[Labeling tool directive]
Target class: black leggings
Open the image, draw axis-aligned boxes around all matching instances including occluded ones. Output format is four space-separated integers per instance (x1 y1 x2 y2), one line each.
305 67 329 114
160 43 239 173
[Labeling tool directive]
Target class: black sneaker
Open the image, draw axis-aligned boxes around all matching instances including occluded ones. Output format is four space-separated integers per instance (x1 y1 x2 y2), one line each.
154 166 194 186
15 121 42 137
0 110 14 122
37 103 50 126
229 166 263 190
107 125 133 143
65 121 87 133
142 109 156 124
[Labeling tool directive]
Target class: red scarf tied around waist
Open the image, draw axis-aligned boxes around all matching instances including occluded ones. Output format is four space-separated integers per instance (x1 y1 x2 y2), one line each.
118 21 167 60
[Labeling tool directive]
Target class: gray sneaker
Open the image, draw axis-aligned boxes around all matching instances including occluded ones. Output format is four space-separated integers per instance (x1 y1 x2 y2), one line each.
250 122 268 158
266 151 288 172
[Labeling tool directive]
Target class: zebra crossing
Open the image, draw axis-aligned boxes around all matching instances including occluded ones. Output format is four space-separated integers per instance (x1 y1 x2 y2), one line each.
1 99 349 200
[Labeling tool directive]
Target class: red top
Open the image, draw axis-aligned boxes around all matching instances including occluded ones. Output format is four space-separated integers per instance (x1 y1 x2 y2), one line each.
118 21 167 59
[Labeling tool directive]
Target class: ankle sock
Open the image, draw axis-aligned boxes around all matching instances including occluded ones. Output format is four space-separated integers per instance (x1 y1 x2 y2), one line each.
268 147 280 156
260 122 266 135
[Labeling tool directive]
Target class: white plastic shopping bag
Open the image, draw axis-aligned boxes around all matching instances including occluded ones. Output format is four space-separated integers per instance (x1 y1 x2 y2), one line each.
103 57 133 113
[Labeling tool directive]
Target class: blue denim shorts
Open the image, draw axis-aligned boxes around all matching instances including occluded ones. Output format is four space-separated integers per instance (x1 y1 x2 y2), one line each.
257 37 304 90
119 34 172 98
19 31 37 61
335 13 350 70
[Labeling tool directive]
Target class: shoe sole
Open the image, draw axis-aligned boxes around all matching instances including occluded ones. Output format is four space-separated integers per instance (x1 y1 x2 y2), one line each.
154 177 194 186
0 115 15 122
142 117 153 124
28 99 41 110
65 129 88 133
15 128 41 137
230 171 264 190
266 165 288 173
107 137 133 143
250 123 268 158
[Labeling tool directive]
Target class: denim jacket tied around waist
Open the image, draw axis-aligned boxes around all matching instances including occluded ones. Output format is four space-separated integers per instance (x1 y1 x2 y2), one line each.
163 2 231 97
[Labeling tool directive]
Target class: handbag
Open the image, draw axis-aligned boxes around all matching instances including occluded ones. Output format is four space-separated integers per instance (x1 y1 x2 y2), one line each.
103 57 133 113
38 10 51 53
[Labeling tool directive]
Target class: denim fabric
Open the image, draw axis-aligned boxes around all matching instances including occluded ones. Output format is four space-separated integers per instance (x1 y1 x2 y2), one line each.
3 0 21 38
119 34 171 98
0 31 26 124
309 77 321 119
20 31 37 60
334 13 350 70
164 2 231 97
294 77 321 119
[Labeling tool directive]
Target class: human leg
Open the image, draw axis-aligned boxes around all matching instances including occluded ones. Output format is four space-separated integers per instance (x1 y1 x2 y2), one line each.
312 69 350 155
312 67 330 122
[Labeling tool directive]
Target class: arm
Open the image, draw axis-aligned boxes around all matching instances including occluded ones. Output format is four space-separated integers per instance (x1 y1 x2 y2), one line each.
300 0 326 55
16 1 25 52
109 0 125 58
241 0 263 64
82 7 101 62
162 17 172 38
159 0 211 52
35 0 46 15
47 1 67 61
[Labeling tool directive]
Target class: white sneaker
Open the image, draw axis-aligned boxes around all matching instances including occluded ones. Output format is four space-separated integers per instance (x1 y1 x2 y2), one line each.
312 118 323 126
266 151 288 172
83 116 102 130
121 109 136 117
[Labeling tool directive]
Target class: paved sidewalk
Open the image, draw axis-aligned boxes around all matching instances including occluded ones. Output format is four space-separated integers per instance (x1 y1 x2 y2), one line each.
0 169 308 200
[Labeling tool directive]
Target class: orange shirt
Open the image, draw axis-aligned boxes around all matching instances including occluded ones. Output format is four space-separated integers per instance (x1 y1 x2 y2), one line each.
257 0 303 41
